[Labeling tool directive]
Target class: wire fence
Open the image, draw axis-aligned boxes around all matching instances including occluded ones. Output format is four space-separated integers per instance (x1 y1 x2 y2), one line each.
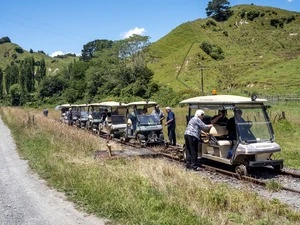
260 95 300 105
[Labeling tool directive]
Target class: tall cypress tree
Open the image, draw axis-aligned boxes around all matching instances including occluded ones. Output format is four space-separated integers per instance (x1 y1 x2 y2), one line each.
36 58 46 84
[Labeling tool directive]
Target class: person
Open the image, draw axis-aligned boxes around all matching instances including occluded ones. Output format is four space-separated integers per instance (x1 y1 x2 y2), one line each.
151 104 165 124
165 107 176 146
66 108 73 126
128 105 138 133
184 109 213 171
211 109 228 125
226 109 245 140
43 108 48 117
101 109 108 122
226 109 250 158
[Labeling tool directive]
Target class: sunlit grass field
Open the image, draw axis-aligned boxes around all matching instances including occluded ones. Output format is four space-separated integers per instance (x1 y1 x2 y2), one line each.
1 104 300 224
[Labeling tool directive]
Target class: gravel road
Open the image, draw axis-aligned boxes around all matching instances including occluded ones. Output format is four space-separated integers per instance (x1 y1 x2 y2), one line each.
0 116 107 225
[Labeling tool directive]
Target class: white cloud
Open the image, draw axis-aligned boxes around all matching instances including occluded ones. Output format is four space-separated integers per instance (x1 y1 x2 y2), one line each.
50 51 64 57
287 0 293 2
121 27 146 39
50 51 81 57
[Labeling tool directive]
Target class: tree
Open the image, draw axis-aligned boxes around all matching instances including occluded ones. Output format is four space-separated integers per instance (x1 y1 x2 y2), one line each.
4 64 19 95
9 84 21 106
80 39 114 61
38 75 65 98
36 58 46 84
117 34 151 68
19 57 35 94
62 61 89 100
0 36 11 44
206 0 233 21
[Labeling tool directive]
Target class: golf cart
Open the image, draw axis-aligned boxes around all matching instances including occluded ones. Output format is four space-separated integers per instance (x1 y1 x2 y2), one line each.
180 94 283 175
122 101 164 146
87 103 103 133
98 101 128 138
74 104 89 129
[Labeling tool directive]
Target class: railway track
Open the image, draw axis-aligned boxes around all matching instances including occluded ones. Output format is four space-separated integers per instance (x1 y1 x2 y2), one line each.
63 121 300 196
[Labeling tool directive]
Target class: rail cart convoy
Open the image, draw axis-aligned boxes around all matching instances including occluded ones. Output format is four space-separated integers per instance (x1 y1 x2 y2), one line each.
98 101 128 138
122 101 164 146
180 94 283 175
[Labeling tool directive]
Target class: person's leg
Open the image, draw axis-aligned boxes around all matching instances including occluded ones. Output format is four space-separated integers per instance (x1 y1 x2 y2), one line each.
184 135 191 168
190 137 199 169
172 129 176 146
167 127 172 144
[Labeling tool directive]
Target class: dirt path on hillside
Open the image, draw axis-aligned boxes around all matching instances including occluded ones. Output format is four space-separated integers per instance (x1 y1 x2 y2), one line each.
0 116 107 225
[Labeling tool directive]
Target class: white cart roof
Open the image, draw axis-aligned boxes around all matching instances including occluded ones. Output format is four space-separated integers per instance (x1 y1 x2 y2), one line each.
127 101 157 107
97 101 127 107
180 95 267 105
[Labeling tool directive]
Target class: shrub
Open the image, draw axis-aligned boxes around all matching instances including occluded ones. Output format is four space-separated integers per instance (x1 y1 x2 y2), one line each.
206 19 217 27
247 10 261 21
15 46 24 53
200 42 225 61
12 54 18 59
270 19 284 28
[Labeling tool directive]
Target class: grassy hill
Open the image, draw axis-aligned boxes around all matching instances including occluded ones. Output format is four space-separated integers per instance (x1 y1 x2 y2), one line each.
0 42 78 76
0 4 299 97
147 4 300 96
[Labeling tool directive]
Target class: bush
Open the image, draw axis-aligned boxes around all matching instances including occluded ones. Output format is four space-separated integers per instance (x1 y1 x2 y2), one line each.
270 19 284 28
15 46 24 53
12 54 18 59
200 42 225 61
206 19 217 27
247 10 261 21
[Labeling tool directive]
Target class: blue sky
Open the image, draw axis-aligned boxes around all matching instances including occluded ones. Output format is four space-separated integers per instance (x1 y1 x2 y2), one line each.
0 0 298 57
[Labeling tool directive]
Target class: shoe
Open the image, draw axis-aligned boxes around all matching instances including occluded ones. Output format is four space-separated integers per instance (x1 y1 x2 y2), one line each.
192 167 201 171
186 164 192 169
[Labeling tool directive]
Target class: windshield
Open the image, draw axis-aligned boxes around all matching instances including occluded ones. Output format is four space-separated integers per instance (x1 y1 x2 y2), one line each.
91 111 102 119
80 111 89 118
138 115 160 126
236 107 274 142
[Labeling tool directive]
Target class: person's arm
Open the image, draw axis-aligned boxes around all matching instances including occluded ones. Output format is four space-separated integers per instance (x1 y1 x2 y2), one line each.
160 111 165 121
211 113 223 124
165 112 174 126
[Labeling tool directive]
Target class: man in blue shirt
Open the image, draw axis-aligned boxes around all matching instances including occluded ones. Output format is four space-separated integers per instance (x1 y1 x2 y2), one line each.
165 107 176 146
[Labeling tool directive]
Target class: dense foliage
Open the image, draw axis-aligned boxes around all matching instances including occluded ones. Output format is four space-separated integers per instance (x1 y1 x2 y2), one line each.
0 35 181 106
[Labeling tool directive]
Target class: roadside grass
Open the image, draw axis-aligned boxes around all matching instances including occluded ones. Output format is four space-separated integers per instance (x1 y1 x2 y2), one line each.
1 106 300 224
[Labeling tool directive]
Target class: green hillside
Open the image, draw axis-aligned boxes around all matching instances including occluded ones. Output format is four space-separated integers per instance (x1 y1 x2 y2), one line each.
0 42 78 76
147 4 300 95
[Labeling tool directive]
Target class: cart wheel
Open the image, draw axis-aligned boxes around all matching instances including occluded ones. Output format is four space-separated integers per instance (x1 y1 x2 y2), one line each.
235 164 247 179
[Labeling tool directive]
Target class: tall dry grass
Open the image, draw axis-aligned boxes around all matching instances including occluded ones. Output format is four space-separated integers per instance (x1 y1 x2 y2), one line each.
1 106 300 225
